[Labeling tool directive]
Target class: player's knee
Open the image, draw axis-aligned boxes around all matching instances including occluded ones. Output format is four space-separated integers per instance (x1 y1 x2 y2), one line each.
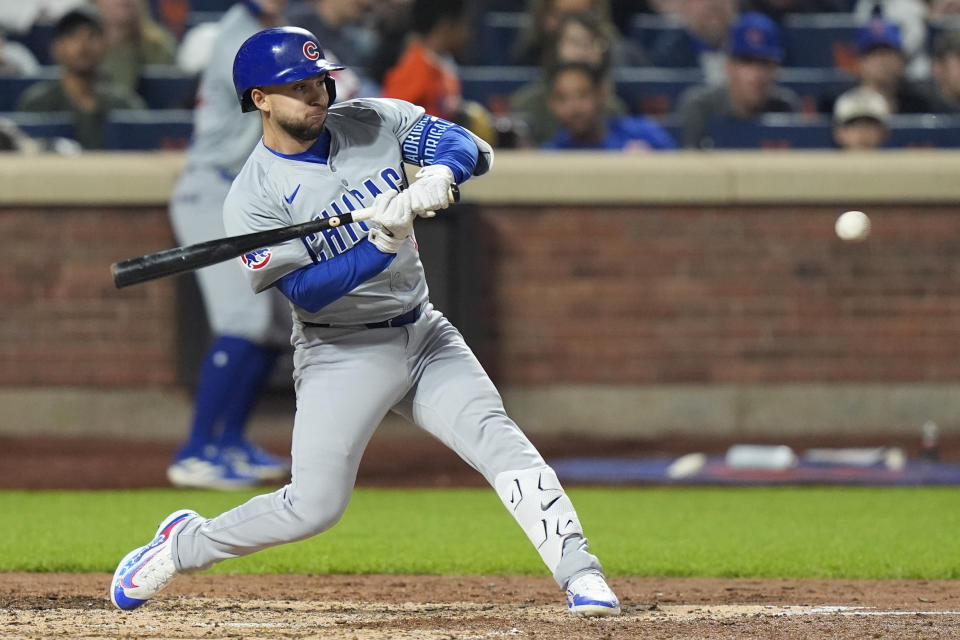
285 487 351 538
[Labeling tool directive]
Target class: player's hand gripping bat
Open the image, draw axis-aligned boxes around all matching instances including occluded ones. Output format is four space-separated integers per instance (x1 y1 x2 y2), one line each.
111 185 459 288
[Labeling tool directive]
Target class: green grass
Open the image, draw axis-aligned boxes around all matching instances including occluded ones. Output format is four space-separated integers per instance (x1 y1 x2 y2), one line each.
2 487 958 578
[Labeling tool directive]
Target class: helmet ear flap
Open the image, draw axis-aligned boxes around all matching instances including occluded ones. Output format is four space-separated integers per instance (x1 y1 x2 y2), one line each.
324 75 337 105
240 88 257 113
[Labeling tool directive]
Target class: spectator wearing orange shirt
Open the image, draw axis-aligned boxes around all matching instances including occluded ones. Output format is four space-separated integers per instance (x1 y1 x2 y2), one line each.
381 0 468 121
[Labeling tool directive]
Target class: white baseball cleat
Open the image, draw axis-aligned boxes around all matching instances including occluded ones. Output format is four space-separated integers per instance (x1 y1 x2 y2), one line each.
566 572 621 617
110 509 198 610
167 446 259 490
221 440 291 482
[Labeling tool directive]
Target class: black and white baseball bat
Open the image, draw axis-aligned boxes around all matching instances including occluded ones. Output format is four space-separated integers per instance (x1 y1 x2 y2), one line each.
111 185 459 288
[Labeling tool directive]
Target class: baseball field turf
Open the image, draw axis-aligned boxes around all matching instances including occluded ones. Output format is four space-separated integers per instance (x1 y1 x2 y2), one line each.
3 486 957 578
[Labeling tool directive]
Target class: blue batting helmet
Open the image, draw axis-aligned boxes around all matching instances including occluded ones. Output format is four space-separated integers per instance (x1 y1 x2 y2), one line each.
232 26 345 113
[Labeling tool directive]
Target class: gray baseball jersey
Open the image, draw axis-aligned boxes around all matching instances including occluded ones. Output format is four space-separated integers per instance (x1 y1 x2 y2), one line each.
223 98 430 326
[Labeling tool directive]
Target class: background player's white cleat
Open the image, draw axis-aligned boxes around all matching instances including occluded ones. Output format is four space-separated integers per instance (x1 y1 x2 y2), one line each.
167 446 259 490
110 509 198 610
221 440 291 481
566 572 621 617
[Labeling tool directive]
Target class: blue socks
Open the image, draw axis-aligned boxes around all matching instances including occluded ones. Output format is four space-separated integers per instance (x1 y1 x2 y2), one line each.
179 336 278 457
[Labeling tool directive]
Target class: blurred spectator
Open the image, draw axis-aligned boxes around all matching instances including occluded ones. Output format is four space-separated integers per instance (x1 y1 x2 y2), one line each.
512 0 628 66
647 0 737 85
927 29 960 112
287 0 375 67
832 86 890 149
16 7 145 150
0 29 41 75
676 12 798 148
510 12 630 145
833 17 936 114
542 61 676 149
381 0 468 121
854 0 928 79
366 0 413 86
94 0 177 95
382 0 498 143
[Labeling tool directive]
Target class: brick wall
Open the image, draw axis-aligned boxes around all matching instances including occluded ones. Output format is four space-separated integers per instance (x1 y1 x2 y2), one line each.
0 206 177 385
3 203 960 388
479 204 960 385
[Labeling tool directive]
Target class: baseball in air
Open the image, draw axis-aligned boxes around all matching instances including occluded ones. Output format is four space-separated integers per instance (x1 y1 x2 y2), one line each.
835 210 871 242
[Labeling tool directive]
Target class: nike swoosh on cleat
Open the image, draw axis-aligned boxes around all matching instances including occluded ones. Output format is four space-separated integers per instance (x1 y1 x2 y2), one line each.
284 184 301 204
541 495 561 511
122 550 159 589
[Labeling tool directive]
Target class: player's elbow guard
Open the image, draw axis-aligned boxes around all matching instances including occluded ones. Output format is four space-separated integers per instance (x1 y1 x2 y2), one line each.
468 130 494 176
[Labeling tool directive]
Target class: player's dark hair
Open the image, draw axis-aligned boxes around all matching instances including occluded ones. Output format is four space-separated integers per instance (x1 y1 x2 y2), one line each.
410 0 467 35
546 61 603 89
53 7 103 39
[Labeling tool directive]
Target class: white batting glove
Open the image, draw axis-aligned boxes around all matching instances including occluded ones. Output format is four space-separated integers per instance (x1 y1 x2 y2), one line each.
370 189 414 232
369 189 399 223
368 190 415 253
408 164 455 218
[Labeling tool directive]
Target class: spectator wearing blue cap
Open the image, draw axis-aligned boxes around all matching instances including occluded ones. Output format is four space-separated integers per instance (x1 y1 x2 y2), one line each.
853 0 929 79
675 12 798 149
820 17 934 115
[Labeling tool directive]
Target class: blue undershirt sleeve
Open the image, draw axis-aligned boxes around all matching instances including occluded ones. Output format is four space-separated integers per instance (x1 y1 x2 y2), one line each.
274 238 394 313
432 126 479 184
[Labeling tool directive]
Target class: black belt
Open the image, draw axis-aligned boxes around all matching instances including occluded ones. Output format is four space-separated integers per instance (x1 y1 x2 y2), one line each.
304 304 423 329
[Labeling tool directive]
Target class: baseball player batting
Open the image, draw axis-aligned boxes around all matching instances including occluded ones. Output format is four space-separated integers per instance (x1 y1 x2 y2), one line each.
110 26 620 618
166 0 292 489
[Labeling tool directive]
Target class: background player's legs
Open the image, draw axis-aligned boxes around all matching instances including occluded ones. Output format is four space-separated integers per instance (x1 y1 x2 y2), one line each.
175 335 270 457
393 309 603 589
167 169 290 488
174 329 410 571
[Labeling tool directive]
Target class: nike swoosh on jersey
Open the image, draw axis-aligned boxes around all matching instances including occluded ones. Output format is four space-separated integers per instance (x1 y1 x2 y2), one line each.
284 184 301 204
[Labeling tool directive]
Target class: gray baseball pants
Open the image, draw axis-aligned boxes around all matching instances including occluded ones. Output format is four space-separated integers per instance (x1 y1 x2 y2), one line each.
172 305 602 588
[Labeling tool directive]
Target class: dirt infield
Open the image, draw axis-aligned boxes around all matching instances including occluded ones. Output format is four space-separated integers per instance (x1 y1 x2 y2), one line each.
3 574 959 639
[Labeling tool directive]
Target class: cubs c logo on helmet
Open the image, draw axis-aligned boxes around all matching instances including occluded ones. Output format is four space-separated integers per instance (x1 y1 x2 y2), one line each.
303 41 320 61
241 248 272 270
